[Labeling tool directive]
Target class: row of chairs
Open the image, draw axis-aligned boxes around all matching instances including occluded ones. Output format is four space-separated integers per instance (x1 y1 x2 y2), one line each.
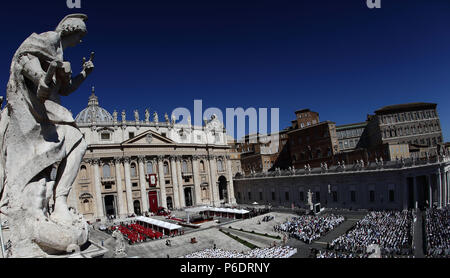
114 225 146 244
129 223 164 240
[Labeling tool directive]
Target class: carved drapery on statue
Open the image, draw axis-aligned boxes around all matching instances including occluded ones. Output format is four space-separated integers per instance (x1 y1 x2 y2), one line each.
0 14 93 257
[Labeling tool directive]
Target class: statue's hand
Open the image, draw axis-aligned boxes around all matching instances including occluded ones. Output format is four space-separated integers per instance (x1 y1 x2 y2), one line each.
82 52 95 76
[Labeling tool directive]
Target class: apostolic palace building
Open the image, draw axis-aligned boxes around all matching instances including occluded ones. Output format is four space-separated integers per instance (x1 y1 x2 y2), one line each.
67 88 236 222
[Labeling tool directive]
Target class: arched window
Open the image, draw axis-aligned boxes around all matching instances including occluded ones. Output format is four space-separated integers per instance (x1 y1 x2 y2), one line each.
163 162 169 175
133 200 141 215
130 163 137 177
82 199 90 212
102 164 111 178
147 162 153 174
166 197 173 210
200 161 205 172
80 165 87 179
182 160 188 173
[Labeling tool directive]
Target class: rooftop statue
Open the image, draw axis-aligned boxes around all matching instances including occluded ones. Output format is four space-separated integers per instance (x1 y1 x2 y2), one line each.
0 14 94 257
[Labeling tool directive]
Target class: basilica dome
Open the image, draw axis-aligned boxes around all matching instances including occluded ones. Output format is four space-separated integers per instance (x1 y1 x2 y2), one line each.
75 87 113 124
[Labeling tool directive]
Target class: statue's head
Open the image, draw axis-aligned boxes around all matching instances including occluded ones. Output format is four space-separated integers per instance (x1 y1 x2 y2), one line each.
56 14 88 48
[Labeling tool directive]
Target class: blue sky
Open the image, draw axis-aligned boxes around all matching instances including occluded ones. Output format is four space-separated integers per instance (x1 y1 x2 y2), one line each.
0 0 449 140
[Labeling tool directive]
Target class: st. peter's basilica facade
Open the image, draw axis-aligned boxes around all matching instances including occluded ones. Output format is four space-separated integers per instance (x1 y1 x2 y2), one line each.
67 88 236 222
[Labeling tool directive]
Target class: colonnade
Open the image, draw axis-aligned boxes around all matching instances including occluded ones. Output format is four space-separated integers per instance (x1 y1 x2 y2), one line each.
87 154 236 219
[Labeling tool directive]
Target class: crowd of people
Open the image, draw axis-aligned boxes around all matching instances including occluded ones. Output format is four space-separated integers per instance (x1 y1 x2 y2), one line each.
425 206 450 258
328 211 413 257
262 215 274 222
315 250 369 258
182 246 297 258
273 214 345 244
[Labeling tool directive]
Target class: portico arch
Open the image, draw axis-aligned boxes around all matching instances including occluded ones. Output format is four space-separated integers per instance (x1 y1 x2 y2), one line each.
218 175 228 201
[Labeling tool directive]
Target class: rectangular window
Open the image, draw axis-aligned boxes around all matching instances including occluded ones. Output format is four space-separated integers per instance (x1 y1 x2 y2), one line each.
248 192 252 200
271 192 276 201
369 190 375 202
350 191 356 202
259 192 263 201
104 184 112 190
165 180 170 185
132 182 138 187
184 178 190 183
349 140 355 148
315 192 320 203
101 132 110 140
389 190 395 202
285 192 289 201
129 132 135 139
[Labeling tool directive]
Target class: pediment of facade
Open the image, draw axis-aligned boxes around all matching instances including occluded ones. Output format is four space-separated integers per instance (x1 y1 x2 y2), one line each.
121 130 175 146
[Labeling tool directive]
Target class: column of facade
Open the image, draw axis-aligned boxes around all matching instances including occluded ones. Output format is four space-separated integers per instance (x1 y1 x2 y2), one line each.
176 156 185 208
157 156 168 209
170 156 181 209
413 176 418 209
91 159 105 219
207 154 220 206
192 155 202 205
203 155 214 205
437 168 442 208
226 156 237 205
114 157 126 218
445 171 450 204
138 156 149 213
428 175 433 208
123 157 134 215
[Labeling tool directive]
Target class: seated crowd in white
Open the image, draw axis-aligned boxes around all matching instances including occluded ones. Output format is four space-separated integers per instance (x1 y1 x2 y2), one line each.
425 206 450 258
273 214 345 244
326 211 413 257
182 246 297 258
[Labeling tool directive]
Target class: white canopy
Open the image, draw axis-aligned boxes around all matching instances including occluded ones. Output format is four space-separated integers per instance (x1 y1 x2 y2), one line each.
185 206 249 215
135 216 182 230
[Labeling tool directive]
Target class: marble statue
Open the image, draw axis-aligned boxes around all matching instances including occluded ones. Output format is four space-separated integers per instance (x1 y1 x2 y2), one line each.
307 190 313 210
113 110 118 123
121 110 126 123
145 109 150 122
0 14 93 257
111 227 127 258
134 110 139 122
165 113 169 123
153 111 159 123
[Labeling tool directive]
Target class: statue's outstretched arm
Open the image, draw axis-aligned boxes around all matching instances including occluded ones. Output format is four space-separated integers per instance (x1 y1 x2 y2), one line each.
59 52 94 96
59 71 87 96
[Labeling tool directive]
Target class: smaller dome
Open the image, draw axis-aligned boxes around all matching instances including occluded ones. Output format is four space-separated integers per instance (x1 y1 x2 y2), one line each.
75 86 113 124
